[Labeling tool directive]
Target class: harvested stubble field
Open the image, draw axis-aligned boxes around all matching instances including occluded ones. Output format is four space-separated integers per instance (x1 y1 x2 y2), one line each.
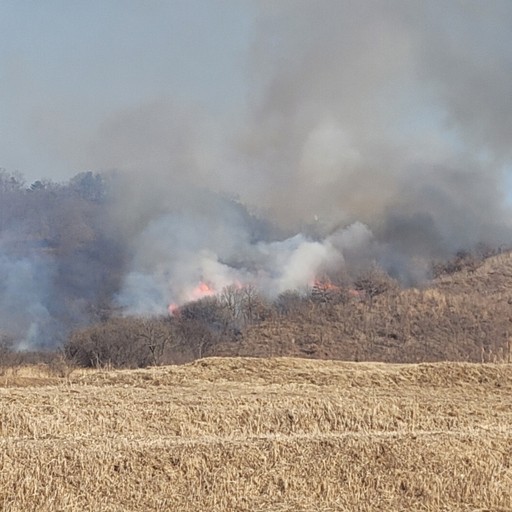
1 358 512 511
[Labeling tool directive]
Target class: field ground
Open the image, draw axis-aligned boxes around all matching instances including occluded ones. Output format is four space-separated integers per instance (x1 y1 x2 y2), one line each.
1 357 512 511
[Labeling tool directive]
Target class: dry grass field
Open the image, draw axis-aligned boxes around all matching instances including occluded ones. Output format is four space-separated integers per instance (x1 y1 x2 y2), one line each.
1 357 512 511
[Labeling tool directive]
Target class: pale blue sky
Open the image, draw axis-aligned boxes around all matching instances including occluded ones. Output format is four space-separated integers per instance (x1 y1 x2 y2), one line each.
0 1 256 182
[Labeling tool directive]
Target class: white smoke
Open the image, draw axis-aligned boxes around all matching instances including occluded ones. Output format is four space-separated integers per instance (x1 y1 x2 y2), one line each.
115 205 371 315
0 245 56 348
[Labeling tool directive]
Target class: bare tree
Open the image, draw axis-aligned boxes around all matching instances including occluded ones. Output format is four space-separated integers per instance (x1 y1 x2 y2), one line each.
354 265 398 307
136 317 175 366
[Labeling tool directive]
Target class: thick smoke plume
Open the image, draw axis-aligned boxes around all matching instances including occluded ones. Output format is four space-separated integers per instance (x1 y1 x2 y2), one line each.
2 1 512 345
115 0 512 311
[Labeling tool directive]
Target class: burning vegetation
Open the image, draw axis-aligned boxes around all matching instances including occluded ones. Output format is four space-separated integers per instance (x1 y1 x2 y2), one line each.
2 2 512 363
61 248 512 369
0 166 511 369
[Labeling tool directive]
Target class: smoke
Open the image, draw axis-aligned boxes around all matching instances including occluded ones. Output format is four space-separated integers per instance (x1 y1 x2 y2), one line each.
3 1 512 343
0 244 56 349
115 196 364 315
113 0 512 311
238 0 512 234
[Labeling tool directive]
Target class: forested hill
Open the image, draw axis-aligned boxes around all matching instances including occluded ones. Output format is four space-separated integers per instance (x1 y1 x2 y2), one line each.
0 169 126 347
1 168 511 365
65 249 512 368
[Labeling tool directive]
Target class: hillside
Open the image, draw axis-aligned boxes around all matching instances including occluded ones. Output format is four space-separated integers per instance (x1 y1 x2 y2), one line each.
1 358 512 511
212 251 512 363
60 250 512 369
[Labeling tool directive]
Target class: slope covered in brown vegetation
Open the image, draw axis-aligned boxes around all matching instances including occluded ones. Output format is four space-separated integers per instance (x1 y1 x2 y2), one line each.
1 357 512 511
212 251 512 363
53 249 512 369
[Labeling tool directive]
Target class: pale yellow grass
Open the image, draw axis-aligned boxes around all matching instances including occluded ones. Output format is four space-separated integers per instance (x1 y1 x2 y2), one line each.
1 357 512 511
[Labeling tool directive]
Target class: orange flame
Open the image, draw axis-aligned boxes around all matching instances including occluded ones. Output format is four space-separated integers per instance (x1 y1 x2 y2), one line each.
168 280 216 317
312 278 340 291
190 281 215 300
167 302 180 316
312 277 363 298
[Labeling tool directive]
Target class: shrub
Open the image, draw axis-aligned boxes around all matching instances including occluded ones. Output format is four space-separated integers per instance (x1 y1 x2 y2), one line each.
65 316 175 368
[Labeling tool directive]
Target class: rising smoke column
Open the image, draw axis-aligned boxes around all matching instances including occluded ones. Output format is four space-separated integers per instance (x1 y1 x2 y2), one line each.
1 2 511 342
4 1 508 329
238 0 512 255
112 1 512 313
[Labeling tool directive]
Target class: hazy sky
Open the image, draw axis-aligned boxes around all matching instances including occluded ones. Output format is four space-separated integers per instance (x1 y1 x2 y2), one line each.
0 1 255 182
1 0 511 196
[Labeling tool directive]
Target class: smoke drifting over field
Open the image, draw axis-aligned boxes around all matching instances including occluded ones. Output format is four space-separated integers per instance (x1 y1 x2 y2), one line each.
2 1 512 346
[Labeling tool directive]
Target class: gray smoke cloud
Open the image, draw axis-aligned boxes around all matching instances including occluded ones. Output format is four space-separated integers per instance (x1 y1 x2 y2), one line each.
238 0 512 228
3 1 512 337
113 1 512 312
0 243 55 349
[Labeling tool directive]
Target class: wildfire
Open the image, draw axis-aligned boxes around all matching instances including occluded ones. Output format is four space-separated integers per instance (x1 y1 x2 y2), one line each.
190 281 215 300
168 280 216 316
312 278 340 291
167 275 362 317
167 303 179 316
312 277 363 299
